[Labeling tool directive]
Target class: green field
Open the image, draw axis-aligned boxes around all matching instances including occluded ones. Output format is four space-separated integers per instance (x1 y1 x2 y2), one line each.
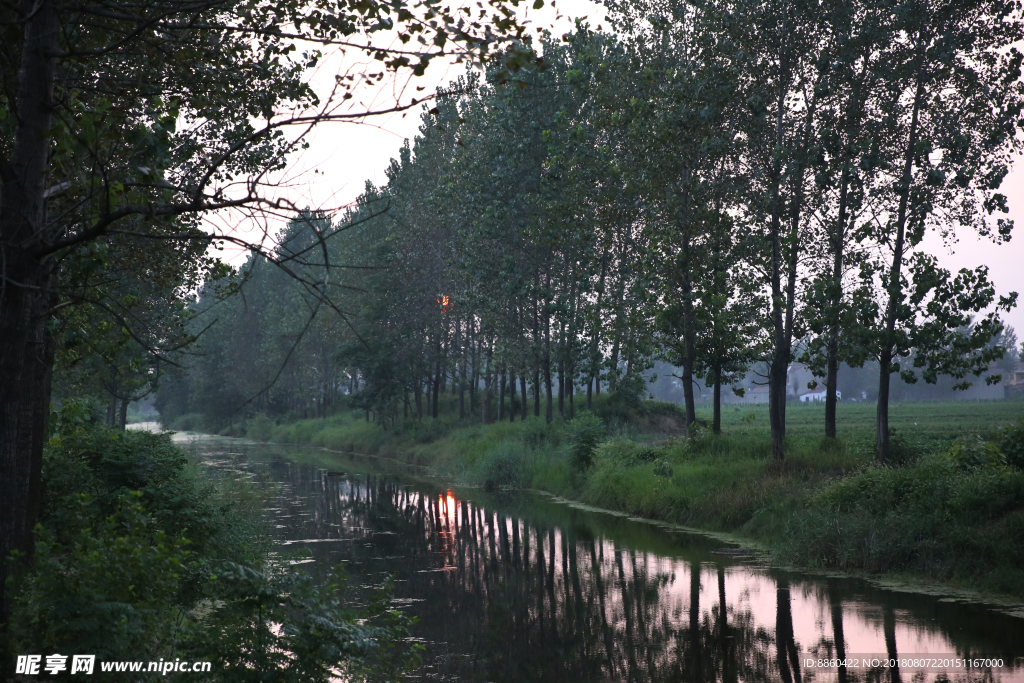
709 399 1022 432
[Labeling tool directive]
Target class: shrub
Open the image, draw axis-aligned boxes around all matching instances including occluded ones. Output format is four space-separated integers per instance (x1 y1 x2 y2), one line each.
883 428 924 466
652 460 674 478
944 435 1007 474
479 442 531 490
566 410 604 471
13 494 191 659
597 438 656 464
169 412 205 432
996 417 1024 471
405 418 450 444
521 419 556 450
247 414 275 442
11 426 421 680
776 456 1024 595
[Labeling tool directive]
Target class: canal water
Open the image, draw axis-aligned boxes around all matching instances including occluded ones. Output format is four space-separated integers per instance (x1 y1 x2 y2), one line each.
189 437 1024 683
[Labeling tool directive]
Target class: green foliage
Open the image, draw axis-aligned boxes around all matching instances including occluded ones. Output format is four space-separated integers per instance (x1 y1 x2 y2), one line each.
884 429 925 466
778 456 1024 593
195 566 421 682
521 419 559 450
566 411 604 471
943 436 1008 473
14 494 190 659
9 428 420 679
652 460 674 478
599 438 663 465
406 419 452 445
247 414 275 442
170 412 206 432
479 443 532 490
996 417 1024 471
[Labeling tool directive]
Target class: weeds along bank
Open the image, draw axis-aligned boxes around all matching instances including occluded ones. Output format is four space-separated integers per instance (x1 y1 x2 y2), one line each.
178 398 1024 600
3 426 419 680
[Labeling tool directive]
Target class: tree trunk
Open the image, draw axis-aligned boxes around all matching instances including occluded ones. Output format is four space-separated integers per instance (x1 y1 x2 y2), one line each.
681 356 697 430
567 375 574 418
588 256 608 411
877 70 924 463
459 356 466 420
557 363 564 417
544 345 553 424
765 23 802 461
768 144 808 459
713 357 722 435
107 390 117 428
483 343 493 424
498 367 506 422
119 397 129 431
533 370 540 418
825 171 851 439
508 369 516 423
0 0 60 623
432 364 441 419
520 375 527 421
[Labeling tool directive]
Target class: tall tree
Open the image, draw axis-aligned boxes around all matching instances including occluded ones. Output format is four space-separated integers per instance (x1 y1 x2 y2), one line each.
0 0 532 619
851 0 1023 460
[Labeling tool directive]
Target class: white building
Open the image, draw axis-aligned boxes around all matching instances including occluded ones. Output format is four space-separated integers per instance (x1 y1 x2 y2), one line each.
798 389 840 403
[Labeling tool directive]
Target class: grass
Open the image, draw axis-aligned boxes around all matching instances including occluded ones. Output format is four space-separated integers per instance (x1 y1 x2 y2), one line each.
177 395 1024 600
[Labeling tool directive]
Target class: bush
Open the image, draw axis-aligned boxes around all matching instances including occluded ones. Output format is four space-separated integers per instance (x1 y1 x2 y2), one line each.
944 435 1007 473
566 410 604 471
883 428 924 466
14 494 191 659
405 418 450 444
10 426 421 680
996 417 1024 471
247 413 275 442
169 412 205 432
598 438 663 466
778 455 1024 592
479 442 531 490
521 419 558 450
652 460 674 478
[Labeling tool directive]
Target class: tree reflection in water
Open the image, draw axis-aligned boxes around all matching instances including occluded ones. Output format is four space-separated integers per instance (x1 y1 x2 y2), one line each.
211 448 1024 683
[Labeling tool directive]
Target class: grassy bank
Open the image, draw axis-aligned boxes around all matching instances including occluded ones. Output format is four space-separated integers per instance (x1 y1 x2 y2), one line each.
183 397 1024 600
4 426 420 680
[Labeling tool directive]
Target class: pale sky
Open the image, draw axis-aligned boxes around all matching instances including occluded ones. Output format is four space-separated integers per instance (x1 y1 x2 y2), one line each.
211 0 1024 339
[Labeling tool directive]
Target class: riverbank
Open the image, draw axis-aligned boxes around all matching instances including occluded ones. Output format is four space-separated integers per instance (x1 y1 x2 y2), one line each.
4 425 421 677
178 398 1024 601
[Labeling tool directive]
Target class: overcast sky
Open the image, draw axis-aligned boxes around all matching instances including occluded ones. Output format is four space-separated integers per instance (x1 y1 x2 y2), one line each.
216 0 1024 340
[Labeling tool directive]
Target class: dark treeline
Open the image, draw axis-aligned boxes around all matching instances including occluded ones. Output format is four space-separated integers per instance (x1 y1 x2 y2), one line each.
164 0 1023 462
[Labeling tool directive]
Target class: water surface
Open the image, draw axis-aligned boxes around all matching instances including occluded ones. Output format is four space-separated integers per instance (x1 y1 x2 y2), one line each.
190 438 1024 683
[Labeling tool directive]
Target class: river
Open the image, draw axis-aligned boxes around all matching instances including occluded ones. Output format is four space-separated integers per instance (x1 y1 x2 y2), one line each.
185 436 1024 683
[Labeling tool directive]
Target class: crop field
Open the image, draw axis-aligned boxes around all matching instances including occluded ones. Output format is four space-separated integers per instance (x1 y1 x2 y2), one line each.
700 400 1024 444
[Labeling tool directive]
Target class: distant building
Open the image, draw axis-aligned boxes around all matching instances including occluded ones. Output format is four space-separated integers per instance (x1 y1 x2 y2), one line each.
787 363 819 399
799 389 840 402
1007 362 1024 398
